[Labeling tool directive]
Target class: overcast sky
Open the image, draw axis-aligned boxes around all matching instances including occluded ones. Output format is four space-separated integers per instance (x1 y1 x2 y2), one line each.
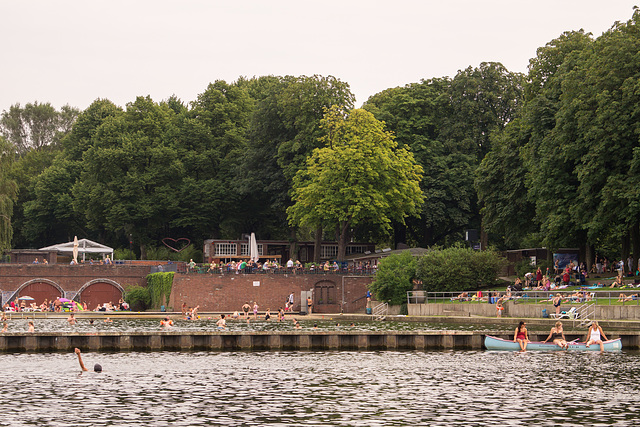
1 1 638 114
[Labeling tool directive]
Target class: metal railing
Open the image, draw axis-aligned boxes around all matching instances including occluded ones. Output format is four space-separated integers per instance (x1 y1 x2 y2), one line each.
373 302 388 321
407 290 640 306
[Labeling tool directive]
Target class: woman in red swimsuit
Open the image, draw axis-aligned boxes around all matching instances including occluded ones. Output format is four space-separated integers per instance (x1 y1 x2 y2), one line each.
513 321 529 351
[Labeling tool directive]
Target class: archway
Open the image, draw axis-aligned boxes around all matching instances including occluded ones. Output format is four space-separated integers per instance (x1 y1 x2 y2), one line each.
76 279 124 310
14 279 64 306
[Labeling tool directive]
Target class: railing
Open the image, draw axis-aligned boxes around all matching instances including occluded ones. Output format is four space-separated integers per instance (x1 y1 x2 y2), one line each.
407 290 640 307
177 263 377 276
576 302 596 327
373 302 388 321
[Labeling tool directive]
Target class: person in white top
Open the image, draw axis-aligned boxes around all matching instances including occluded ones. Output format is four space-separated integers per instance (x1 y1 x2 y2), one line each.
584 321 609 351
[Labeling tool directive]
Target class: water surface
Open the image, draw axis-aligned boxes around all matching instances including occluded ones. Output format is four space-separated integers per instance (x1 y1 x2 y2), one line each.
0 350 637 426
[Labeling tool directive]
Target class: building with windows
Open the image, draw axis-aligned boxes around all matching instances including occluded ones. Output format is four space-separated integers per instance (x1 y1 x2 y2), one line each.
203 239 375 263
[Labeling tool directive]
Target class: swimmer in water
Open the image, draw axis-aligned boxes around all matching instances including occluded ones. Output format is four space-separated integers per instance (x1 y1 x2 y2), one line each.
28 321 35 332
104 317 113 323
74 348 102 372
67 313 76 325
160 317 173 328
2 322 7 332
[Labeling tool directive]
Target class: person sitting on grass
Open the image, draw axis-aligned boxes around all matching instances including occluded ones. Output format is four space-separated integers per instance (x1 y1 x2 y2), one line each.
452 292 469 301
610 276 622 288
617 293 638 302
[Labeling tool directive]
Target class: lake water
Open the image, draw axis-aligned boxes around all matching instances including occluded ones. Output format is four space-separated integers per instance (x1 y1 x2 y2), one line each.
1 317 513 333
0 350 637 426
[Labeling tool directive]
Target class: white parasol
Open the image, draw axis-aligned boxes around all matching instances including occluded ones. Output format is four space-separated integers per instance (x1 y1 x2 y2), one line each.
72 236 79 264
249 232 260 262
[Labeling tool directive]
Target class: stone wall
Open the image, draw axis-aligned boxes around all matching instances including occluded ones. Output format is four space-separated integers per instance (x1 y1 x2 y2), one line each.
169 273 373 313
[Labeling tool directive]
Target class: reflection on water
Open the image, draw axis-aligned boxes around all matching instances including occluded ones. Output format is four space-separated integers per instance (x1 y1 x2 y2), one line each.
0 350 638 426
0 317 513 333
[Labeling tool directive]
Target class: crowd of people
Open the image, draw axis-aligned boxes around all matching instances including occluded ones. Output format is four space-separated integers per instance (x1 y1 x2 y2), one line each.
2 297 129 313
185 259 377 275
512 320 610 352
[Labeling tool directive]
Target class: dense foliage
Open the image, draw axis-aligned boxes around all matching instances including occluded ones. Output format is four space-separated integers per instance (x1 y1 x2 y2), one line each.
124 286 151 311
2 10 640 270
369 251 417 305
146 272 174 309
415 246 507 292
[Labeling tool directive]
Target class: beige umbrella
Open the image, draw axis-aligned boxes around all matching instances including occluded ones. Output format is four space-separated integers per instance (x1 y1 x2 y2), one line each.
72 236 79 264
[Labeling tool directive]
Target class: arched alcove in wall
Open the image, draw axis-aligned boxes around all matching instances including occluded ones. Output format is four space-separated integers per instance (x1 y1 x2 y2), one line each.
76 279 125 309
12 279 64 305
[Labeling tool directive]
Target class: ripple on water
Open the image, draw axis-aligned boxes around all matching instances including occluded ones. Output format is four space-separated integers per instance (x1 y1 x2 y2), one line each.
0 350 638 426
0 317 513 333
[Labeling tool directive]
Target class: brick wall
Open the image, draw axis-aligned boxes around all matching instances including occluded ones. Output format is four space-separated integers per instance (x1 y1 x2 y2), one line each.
0 265 150 292
169 273 373 313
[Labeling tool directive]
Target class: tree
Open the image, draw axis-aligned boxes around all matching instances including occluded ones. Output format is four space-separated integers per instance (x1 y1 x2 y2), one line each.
239 75 355 260
172 81 253 239
18 99 123 246
0 102 79 154
0 137 18 252
73 96 182 259
288 107 424 261
369 251 417 305
475 117 536 248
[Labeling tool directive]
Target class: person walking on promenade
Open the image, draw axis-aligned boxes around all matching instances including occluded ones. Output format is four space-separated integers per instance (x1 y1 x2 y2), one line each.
253 302 259 320
307 296 313 315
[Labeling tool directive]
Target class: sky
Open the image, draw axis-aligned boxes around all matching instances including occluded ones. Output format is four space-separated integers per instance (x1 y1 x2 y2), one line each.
1 1 638 114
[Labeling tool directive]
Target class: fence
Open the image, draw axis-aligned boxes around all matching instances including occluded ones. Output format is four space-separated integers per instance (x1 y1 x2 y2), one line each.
175 262 377 276
407 290 640 307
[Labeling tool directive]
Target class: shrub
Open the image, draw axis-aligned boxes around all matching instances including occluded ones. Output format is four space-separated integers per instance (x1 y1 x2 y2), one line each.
369 251 417 305
416 246 507 292
124 286 151 311
114 248 136 260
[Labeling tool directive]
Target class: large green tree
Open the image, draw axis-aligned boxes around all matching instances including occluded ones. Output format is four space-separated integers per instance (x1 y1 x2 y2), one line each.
288 107 424 261
0 137 18 252
0 102 79 154
73 96 182 259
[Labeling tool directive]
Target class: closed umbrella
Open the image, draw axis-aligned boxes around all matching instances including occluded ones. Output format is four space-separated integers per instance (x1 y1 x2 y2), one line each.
249 232 260 262
73 236 79 264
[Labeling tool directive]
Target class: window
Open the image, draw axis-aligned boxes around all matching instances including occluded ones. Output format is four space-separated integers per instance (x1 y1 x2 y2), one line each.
240 243 263 256
321 245 338 259
240 243 249 256
214 243 237 256
346 245 368 255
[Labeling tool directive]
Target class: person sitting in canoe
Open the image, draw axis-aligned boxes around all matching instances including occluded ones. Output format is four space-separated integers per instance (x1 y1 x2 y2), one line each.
584 321 609 352
543 321 569 349
513 321 529 351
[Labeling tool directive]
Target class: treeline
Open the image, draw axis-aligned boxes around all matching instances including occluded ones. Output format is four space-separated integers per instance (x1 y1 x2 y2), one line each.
1 10 639 266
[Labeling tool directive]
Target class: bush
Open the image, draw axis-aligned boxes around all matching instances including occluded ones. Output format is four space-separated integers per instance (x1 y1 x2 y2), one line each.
416 246 507 292
114 248 136 260
124 286 151 311
369 251 417 305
